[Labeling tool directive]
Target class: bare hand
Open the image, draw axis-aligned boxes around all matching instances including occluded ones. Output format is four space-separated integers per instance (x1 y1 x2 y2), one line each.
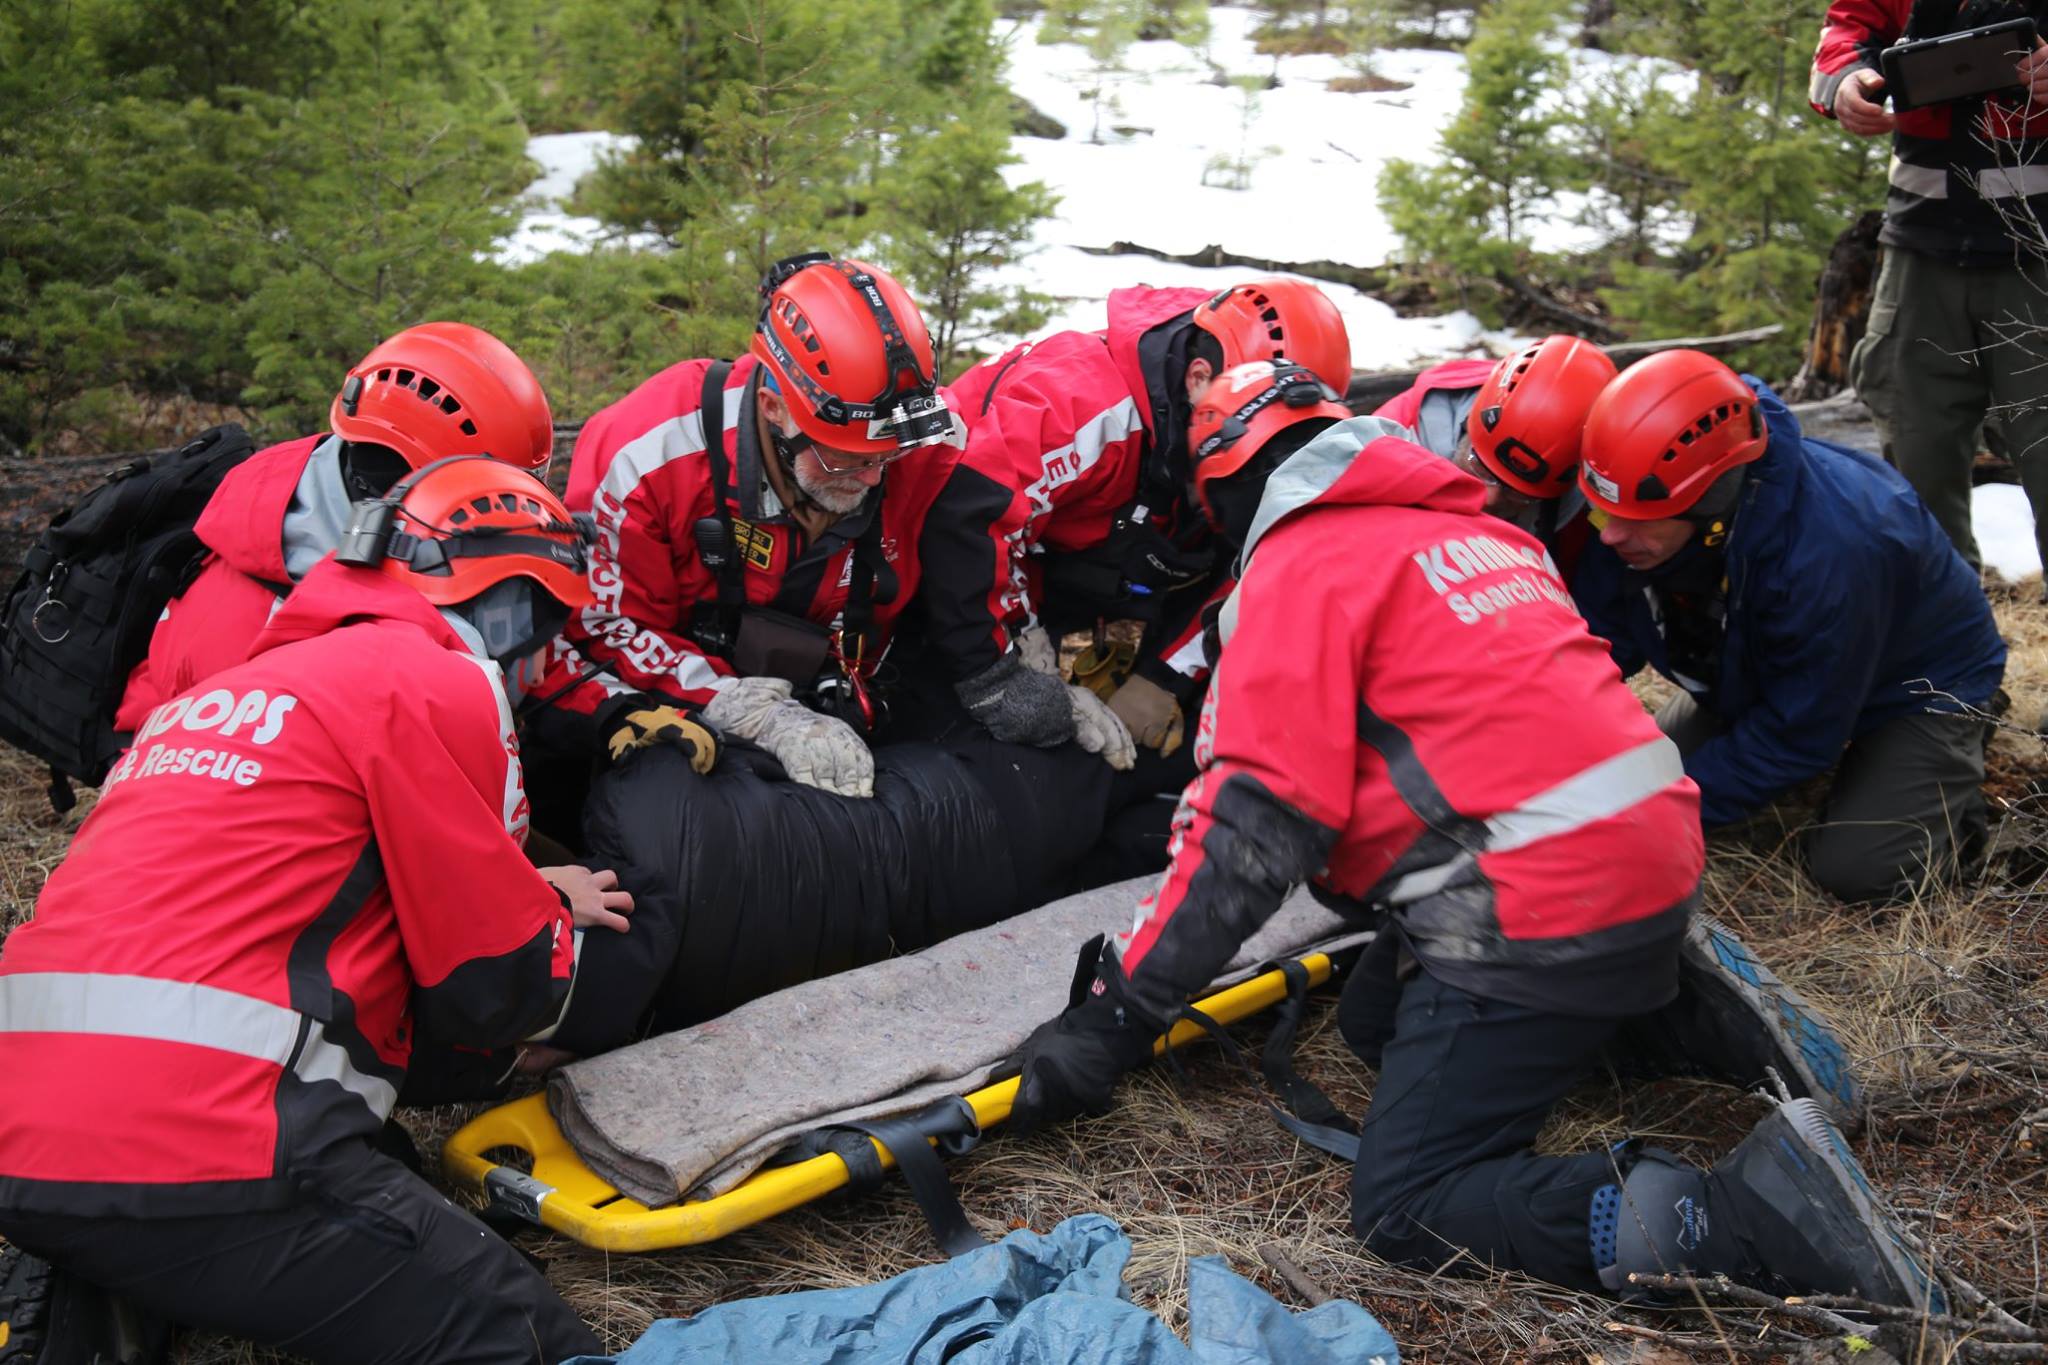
1834 68 1896 136
2019 38 2048 106
539 864 634 934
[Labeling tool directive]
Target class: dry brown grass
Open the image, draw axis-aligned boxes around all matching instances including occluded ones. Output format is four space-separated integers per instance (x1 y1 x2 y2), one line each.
6 586 2048 1361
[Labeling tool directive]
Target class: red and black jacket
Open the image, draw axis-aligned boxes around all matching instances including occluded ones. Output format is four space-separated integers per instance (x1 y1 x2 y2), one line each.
920 287 1224 697
0 561 575 1218
1114 419 1702 1027
541 356 959 715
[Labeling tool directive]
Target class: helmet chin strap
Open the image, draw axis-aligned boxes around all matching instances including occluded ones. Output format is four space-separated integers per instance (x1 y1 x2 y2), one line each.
768 421 834 517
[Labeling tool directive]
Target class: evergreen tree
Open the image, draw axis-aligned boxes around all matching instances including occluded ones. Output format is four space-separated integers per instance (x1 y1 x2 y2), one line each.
1377 0 1581 280
221 1 534 428
1594 0 1882 371
874 0 1056 373
1039 0 1144 142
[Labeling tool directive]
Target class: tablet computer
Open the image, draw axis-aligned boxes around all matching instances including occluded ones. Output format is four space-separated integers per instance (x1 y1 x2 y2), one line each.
1880 17 2037 111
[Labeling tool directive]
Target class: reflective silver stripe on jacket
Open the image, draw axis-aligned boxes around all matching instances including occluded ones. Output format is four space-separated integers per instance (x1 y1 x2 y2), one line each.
1888 155 1948 200
1385 736 1686 904
1978 163 2048 200
0 971 398 1117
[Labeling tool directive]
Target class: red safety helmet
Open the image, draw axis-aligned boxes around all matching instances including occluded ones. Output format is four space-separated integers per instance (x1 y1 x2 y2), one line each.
331 323 554 472
337 456 593 611
1187 361 1353 526
1577 350 1767 520
1464 335 1617 500
1192 278 1353 394
751 253 954 458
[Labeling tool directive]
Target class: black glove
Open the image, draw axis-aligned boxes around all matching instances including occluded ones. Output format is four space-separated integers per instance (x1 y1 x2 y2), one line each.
1006 935 1168 1136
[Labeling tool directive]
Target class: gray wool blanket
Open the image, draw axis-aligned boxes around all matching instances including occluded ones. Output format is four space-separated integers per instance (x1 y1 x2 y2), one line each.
548 877 1366 1208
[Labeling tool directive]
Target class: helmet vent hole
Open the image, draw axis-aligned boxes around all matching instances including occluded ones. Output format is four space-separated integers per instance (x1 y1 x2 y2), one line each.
471 497 494 514
499 494 519 512
417 379 441 401
440 396 462 416
460 419 478 437
1678 429 1696 446
817 361 830 376
376 368 392 383
449 509 470 525
396 369 416 389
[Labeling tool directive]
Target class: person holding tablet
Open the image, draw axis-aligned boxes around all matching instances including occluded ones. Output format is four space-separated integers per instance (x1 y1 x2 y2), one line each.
1811 1 2048 581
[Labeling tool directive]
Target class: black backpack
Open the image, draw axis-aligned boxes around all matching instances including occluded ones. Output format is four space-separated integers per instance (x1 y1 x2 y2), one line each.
0 424 259 809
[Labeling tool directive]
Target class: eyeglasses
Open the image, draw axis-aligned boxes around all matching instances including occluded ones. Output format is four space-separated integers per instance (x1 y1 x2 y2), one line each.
804 436 915 476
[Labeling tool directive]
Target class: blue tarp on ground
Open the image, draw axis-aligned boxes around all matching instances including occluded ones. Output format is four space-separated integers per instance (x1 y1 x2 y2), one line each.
569 1215 1398 1365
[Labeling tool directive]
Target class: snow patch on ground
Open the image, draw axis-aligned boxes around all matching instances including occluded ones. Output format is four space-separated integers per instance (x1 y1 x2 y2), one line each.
496 131 651 265
999 5 1621 269
496 6 1671 366
1974 483 2041 582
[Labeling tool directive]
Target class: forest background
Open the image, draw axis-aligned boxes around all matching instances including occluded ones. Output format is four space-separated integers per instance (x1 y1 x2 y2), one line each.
0 0 1880 458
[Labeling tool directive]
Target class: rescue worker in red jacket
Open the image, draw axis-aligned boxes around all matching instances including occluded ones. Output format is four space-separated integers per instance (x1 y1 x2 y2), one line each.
114 321 558 733
1005 363 1936 1311
537 253 964 799
0 459 626 1362
917 279 1352 766
1374 335 1615 578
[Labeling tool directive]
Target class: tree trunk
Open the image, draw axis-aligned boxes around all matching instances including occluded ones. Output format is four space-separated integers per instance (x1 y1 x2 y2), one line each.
1783 209 1883 402
1580 0 1616 51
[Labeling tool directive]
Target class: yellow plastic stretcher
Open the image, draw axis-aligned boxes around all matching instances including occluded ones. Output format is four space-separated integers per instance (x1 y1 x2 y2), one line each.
443 951 1336 1253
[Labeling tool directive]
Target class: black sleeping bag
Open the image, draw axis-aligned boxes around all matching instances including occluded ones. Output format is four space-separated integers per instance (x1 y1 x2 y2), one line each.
565 734 1123 1043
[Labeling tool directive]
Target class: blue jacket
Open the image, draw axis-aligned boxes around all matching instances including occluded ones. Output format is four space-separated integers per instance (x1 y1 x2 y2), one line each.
1575 381 2005 828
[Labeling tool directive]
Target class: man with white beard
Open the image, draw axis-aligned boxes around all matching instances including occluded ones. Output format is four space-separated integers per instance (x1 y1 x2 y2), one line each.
536 254 967 800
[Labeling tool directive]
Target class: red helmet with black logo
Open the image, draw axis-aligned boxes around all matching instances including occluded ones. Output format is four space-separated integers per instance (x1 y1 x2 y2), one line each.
1192 278 1353 394
1577 349 1768 519
339 456 593 609
330 323 554 472
1464 334 1616 500
751 254 955 457
1186 361 1353 527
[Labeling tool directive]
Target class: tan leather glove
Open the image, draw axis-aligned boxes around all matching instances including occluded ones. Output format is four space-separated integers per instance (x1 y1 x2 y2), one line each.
1070 637 1136 702
1106 673 1185 757
604 704 718 773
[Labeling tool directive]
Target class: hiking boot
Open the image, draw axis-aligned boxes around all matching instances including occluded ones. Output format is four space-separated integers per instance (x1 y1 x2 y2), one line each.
0 1241 168 1364
0 1241 53 1362
1591 1098 1942 1313
1606 914 1861 1131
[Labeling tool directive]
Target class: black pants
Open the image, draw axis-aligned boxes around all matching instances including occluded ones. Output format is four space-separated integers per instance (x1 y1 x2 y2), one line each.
1345 959 1626 1292
0 1142 598 1365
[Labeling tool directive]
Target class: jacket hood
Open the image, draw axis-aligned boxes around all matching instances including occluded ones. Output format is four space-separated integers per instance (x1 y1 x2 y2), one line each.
193 434 328 582
249 556 470 661
1104 286 1214 442
1240 416 1491 562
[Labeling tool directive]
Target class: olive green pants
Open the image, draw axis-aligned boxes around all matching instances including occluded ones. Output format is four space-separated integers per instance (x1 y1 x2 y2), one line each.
1657 692 1989 904
1850 245 2048 574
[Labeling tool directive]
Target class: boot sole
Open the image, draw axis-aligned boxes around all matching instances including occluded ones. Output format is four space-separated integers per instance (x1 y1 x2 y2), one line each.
0 1242 50 1361
1772 1097 1946 1314
1686 916 1862 1129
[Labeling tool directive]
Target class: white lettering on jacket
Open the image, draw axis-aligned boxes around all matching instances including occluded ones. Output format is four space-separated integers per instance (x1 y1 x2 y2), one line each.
106 690 300 793
135 689 298 746
1410 534 1571 625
